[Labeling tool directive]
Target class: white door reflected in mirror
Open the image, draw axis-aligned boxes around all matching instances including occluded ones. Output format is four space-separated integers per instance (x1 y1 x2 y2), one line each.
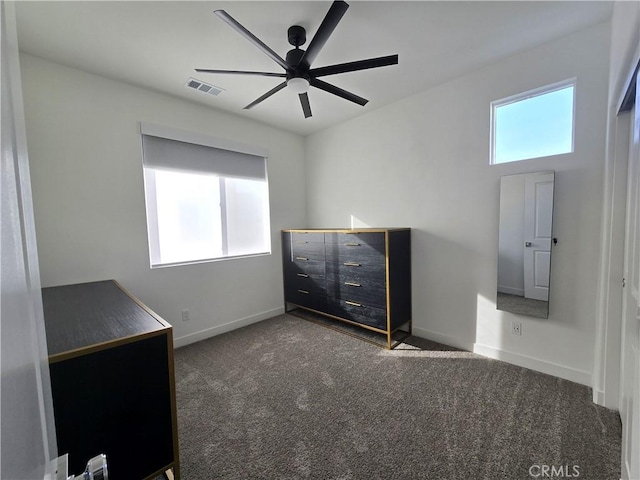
497 171 555 318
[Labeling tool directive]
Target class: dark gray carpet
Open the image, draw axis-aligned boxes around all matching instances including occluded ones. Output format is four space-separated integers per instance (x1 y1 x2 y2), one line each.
174 314 621 480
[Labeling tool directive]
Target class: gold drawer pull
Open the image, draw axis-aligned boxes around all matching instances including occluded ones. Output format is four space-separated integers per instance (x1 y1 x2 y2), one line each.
345 301 362 307
343 262 361 267
344 282 361 287
298 289 309 294
297 273 309 278
296 256 309 261
344 243 361 246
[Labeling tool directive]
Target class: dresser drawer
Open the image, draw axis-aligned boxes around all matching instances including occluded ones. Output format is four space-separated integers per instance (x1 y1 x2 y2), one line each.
284 271 326 295
324 231 385 246
285 288 327 311
327 297 387 330
325 261 386 285
285 258 325 277
326 280 386 309
291 240 325 261
325 242 384 265
290 231 325 244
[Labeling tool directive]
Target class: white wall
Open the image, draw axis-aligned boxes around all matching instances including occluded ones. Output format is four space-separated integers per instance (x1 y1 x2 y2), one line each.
305 23 611 385
20 53 306 346
608 2 640 102
593 1 640 409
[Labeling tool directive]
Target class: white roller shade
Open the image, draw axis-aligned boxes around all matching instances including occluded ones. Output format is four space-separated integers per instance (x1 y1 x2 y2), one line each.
142 134 266 180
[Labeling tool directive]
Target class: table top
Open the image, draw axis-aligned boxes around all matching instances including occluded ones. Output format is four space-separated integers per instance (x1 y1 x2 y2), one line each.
42 280 170 360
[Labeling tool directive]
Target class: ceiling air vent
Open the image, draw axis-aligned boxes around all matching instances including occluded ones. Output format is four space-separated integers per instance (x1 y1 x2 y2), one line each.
185 78 224 96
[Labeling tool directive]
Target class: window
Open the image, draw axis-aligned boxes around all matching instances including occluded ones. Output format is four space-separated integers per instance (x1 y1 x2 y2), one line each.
491 79 575 165
141 123 271 267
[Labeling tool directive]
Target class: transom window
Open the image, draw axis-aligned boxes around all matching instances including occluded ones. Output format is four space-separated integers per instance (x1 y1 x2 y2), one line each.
491 79 576 165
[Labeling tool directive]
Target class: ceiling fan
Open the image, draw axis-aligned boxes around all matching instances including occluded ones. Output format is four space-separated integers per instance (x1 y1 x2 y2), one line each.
196 0 398 118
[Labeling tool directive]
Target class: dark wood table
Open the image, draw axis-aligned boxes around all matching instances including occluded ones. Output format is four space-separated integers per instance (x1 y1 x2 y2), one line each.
42 280 180 480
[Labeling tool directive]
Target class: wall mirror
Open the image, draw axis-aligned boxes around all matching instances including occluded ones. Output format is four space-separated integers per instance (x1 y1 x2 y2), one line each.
497 171 555 319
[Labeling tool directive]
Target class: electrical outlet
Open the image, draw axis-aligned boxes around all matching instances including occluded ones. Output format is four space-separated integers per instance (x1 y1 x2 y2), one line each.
181 309 190 322
511 321 522 336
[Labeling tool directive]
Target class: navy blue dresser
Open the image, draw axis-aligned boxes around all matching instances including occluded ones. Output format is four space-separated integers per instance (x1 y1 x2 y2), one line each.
282 228 411 349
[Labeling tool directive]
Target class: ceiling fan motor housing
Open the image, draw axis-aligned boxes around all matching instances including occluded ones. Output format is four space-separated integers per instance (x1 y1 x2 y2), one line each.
287 25 306 47
287 25 310 81
285 48 310 82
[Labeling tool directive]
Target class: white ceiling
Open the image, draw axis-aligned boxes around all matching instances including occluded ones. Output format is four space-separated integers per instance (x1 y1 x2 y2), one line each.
15 1 613 136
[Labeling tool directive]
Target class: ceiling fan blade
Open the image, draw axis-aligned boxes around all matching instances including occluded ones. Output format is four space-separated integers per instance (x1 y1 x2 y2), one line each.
310 54 398 77
244 82 287 110
195 69 286 77
310 78 368 106
299 93 312 118
214 10 291 72
298 1 349 69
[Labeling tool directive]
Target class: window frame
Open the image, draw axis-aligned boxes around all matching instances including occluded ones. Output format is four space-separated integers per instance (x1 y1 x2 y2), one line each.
140 122 271 268
490 77 577 165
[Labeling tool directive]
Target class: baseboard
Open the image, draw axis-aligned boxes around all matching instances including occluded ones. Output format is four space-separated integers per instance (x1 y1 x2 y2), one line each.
174 306 285 348
591 383 620 410
411 327 591 386
411 326 475 352
497 285 524 296
623 459 632 480
592 387 605 406
473 343 592 386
